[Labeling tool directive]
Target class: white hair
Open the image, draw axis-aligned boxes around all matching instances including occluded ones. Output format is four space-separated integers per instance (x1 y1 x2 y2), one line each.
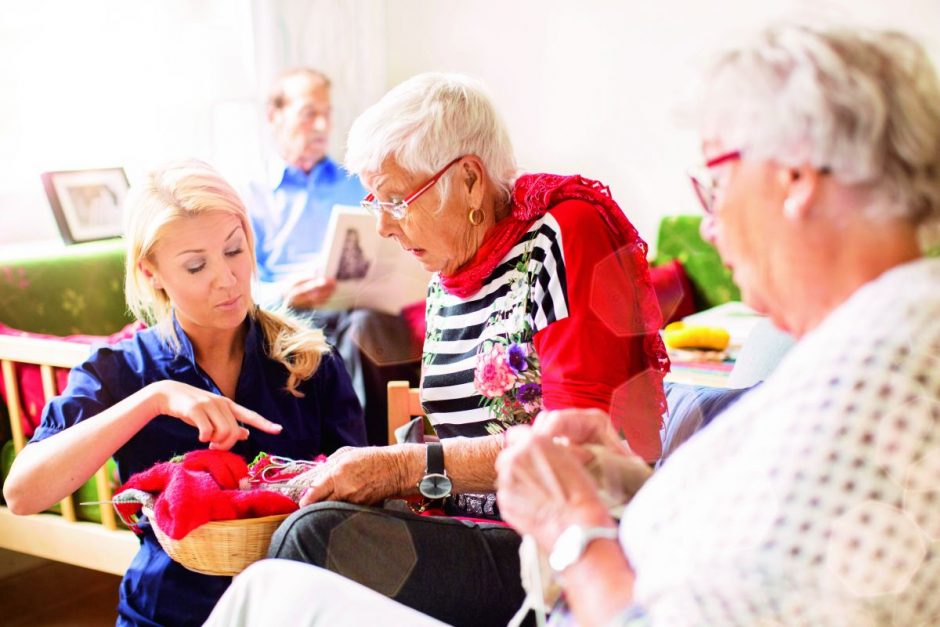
698 23 940 225
344 72 517 203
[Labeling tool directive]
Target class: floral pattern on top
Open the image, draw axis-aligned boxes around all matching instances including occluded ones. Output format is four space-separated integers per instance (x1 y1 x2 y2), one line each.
422 242 545 433
472 244 543 432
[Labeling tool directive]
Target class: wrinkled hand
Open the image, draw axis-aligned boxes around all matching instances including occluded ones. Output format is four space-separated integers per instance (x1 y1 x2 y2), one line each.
534 409 652 504
298 446 405 507
284 276 336 310
148 380 282 450
496 425 613 553
534 408 630 455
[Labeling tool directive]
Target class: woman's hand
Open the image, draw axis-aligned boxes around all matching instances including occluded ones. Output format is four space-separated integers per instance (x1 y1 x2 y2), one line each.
298 446 408 506
284 275 337 310
534 409 653 504
496 425 614 553
147 380 282 450
534 408 630 454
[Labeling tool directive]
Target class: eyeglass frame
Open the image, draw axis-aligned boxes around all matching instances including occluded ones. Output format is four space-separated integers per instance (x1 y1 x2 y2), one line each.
689 150 833 215
688 150 741 215
361 155 465 220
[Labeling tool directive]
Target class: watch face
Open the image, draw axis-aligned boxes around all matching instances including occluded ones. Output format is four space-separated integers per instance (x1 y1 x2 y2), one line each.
418 473 452 499
548 526 583 572
549 525 619 573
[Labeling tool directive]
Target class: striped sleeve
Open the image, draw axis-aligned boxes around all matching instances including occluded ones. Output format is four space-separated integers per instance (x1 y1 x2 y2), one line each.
533 201 664 461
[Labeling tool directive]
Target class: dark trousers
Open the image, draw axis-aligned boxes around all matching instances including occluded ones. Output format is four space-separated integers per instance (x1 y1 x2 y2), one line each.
311 309 421 445
268 502 529 627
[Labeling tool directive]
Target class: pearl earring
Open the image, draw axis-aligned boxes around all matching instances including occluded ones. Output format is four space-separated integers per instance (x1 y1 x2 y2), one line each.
783 197 799 219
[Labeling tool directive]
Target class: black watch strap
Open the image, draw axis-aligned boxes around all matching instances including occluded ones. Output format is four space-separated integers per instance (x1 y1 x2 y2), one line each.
426 442 445 475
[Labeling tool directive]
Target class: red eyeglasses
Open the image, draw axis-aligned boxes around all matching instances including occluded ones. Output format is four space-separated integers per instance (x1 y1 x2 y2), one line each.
688 150 741 215
361 156 464 220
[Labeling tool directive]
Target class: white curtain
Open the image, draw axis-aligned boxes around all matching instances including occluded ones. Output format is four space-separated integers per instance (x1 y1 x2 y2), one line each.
249 0 388 164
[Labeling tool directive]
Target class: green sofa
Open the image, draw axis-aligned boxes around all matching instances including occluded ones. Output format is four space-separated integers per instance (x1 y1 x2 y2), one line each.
0 238 133 336
0 238 132 528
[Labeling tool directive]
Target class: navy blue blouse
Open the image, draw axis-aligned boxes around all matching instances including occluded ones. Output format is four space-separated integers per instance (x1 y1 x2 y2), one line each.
31 316 366 626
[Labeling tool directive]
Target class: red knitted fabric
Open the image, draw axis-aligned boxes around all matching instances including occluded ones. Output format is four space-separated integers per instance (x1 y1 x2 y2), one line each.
114 449 298 540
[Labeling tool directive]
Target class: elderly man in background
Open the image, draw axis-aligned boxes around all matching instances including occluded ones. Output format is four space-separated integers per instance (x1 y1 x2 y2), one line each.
243 68 420 443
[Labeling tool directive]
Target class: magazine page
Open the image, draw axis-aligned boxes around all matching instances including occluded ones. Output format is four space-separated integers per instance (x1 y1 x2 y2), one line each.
318 205 431 314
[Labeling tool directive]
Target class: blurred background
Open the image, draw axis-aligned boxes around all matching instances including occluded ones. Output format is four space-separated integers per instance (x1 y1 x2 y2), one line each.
1 0 937 249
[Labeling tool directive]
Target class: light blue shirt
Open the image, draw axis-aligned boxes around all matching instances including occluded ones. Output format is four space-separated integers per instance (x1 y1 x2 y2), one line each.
243 156 366 303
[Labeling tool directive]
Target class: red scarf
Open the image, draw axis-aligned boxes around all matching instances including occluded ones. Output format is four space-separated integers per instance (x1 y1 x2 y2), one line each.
442 173 645 296
440 172 669 379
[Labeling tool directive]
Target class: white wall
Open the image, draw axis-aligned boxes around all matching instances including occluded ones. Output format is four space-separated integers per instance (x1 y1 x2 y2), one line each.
0 0 389 249
384 0 940 245
249 0 387 170
0 0 259 247
1 0 938 250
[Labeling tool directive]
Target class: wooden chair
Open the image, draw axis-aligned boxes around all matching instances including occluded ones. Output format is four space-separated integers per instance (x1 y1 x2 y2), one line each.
386 380 423 444
0 344 423 575
0 334 138 575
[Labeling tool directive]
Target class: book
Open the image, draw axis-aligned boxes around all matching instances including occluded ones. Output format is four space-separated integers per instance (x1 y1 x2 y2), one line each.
316 205 431 315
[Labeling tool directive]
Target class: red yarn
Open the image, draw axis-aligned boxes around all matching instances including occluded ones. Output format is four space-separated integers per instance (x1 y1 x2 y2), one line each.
114 449 297 540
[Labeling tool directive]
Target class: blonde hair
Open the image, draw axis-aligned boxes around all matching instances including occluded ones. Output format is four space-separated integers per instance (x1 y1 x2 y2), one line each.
698 23 940 226
344 72 517 204
123 159 329 396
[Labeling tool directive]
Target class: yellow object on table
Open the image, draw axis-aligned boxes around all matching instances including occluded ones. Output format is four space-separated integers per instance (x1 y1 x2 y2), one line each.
663 321 731 351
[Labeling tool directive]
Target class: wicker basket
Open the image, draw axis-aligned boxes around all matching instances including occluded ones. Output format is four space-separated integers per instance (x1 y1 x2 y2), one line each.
144 507 290 576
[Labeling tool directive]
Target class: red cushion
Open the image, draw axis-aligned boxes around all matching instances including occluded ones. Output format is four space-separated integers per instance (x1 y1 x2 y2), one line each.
0 321 145 438
649 259 697 326
399 300 427 354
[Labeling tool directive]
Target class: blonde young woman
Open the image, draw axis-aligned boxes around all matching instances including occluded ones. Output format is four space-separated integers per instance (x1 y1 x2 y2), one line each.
2 160 366 627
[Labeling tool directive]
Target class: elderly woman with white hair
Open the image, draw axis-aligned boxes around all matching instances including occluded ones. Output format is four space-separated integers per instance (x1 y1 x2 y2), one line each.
496 22 940 626
262 72 669 625
206 21 940 627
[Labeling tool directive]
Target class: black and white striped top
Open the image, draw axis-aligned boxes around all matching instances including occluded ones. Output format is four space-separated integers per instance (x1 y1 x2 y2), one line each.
421 214 569 438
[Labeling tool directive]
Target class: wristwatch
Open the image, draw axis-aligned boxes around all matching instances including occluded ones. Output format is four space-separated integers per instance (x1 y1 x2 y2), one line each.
417 442 453 500
548 524 619 573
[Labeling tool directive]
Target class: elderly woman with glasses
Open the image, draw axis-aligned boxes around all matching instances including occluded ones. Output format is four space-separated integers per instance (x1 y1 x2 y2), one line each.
495 23 940 626
261 71 668 626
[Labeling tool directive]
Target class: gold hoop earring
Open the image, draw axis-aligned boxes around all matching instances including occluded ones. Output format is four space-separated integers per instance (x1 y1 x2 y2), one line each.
468 207 484 225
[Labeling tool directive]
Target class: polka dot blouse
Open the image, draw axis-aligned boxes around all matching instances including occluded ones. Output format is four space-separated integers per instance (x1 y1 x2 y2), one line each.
620 258 940 626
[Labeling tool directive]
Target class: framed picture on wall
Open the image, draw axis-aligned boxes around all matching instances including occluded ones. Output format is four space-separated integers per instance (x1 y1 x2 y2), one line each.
40 167 129 244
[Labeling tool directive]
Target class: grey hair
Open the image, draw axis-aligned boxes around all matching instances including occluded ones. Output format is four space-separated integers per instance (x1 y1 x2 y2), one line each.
698 23 940 225
344 72 518 204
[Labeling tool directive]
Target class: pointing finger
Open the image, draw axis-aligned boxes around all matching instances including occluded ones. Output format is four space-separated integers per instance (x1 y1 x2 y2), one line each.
232 404 283 434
